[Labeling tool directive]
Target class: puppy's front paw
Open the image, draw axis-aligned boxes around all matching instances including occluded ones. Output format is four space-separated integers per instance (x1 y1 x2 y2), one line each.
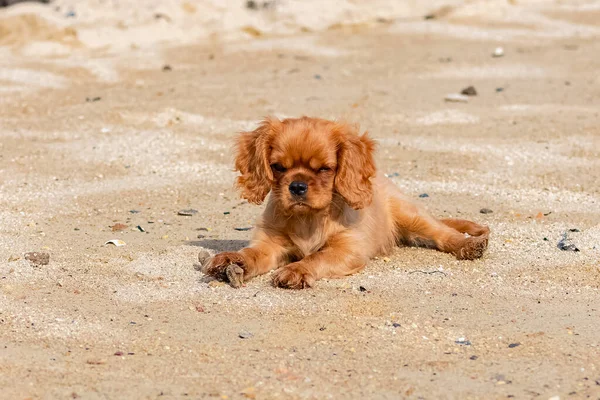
201 252 246 288
272 263 315 289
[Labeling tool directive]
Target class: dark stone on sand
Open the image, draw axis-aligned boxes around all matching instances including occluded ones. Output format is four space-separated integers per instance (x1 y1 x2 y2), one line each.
461 86 477 96
557 232 579 252
0 0 49 7
480 208 493 214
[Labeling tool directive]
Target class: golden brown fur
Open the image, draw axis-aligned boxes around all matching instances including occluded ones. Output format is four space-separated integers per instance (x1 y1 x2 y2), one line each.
203 117 489 289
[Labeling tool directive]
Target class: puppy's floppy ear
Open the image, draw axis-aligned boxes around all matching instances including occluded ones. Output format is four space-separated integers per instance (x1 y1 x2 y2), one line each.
234 117 280 204
333 123 376 210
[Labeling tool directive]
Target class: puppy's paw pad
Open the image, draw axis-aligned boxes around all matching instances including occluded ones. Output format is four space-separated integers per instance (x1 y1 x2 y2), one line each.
457 236 488 260
272 265 315 290
225 264 245 288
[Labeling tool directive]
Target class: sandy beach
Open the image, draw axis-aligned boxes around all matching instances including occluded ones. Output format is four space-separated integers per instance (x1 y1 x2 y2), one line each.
1 1 599 398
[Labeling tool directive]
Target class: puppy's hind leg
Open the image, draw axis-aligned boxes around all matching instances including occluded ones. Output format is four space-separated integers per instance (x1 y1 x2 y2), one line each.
440 218 489 237
390 198 489 260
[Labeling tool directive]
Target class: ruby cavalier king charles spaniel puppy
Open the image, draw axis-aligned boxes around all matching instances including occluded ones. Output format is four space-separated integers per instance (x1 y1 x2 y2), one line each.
202 117 489 289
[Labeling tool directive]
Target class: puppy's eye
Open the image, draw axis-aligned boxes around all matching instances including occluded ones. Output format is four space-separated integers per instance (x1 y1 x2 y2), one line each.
271 163 287 173
318 167 331 173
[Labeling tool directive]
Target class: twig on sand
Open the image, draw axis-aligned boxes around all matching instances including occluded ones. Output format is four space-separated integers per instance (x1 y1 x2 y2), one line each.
409 270 447 276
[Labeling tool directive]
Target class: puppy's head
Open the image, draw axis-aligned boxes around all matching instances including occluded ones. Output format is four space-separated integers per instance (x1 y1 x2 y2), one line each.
234 117 376 213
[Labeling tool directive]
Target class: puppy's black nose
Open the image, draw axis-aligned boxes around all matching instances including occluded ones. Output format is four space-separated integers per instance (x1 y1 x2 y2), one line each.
289 181 308 196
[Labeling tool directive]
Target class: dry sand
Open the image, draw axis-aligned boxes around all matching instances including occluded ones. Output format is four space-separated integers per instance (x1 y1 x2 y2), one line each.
1 1 599 399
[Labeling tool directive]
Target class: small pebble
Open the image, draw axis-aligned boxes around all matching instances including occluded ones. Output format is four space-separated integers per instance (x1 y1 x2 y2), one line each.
136 225 145 232
234 227 253 231
419 193 429 198
314 74 322 80
223 211 231 215
455 338 472 346
508 343 520 348
105 239 126 247
469 355 478 360
239 331 254 339
359 286 367 292
496 87 504 92
392 323 401 328
444 93 469 103
492 47 504 57
557 232 579 252
162 65 172 72
461 86 477 96
480 208 493 214
178 209 198 216
24 252 50 266
129 210 140 214
85 96 101 102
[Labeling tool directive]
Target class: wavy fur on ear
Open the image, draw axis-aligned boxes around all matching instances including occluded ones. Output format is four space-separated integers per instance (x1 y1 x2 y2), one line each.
234 117 280 204
333 123 376 209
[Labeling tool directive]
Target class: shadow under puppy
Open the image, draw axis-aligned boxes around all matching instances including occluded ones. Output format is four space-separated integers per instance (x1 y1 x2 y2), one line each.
202 117 489 289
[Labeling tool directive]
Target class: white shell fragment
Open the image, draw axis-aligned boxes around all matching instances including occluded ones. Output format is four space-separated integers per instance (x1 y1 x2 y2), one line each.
492 47 504 57
105 239 126 247
444 93 469 103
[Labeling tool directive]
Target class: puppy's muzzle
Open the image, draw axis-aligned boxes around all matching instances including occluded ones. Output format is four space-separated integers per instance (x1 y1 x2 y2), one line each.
289 181 308 197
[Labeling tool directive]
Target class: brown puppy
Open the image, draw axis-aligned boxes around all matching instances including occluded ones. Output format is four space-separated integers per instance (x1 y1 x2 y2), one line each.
202 117 489 289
